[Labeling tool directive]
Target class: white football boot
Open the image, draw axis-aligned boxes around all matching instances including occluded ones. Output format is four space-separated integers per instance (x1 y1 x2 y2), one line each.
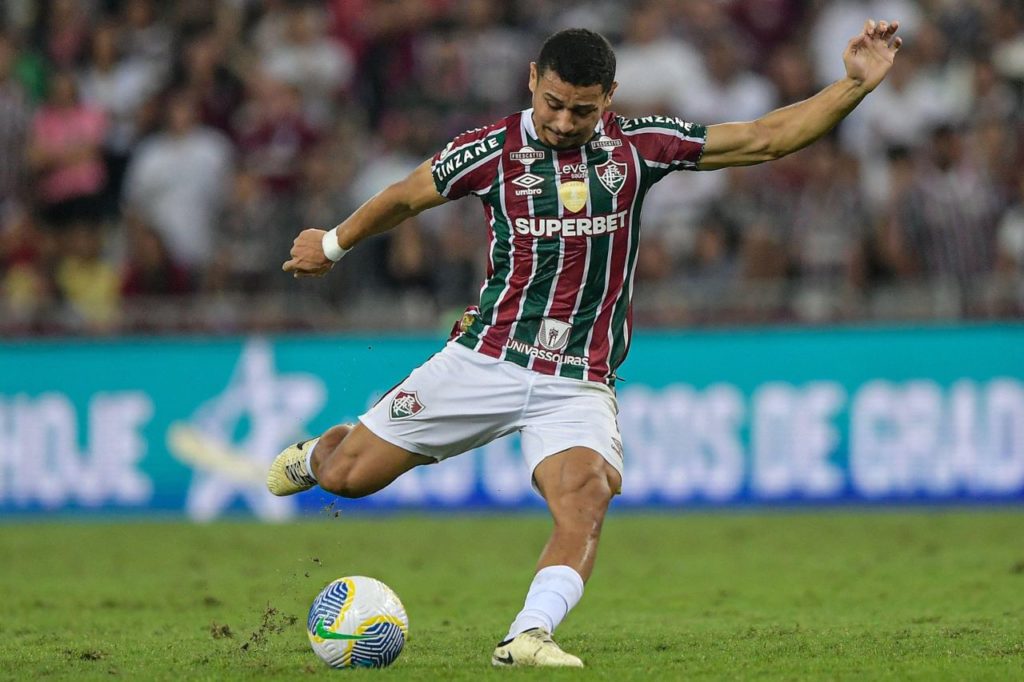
491 628 584 668
266 438 319 496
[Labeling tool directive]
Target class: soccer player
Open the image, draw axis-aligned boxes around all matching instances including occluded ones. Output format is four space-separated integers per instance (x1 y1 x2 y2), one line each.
268 19 902 667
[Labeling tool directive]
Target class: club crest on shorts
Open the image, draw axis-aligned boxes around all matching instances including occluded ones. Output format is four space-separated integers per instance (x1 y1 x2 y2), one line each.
390 390 424 420
596 160 627 195
537 318 572 352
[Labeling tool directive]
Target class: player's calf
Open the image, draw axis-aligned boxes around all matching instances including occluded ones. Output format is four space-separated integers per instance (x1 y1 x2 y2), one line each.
265 424 353 497
313 423 435 499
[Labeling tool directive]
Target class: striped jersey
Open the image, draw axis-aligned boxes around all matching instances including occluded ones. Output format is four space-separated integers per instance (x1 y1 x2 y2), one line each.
431 108 706 385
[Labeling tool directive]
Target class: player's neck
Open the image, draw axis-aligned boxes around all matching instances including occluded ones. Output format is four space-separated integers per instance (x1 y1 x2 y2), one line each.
527 109 600 151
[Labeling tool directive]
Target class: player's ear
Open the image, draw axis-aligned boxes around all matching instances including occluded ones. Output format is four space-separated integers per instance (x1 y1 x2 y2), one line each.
528 62 538 94
605 81 618 105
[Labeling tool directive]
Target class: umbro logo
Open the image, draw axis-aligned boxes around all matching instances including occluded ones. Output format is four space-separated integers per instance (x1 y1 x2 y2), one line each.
512 173 543 189
512 172 544 197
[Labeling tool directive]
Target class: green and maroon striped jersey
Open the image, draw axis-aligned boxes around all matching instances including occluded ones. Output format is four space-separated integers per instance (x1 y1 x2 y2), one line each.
431 109 706 385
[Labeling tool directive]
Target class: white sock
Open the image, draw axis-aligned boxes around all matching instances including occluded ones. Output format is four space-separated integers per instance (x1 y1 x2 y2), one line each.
304 437 320 480
506 565 584 640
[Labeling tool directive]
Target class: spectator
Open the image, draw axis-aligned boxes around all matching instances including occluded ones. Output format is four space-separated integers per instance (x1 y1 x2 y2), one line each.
679 29 776 127
457 0 531 112
55 221 120 332
237 78 319 197
209 168 281 294
123 92 233 273
611 1 707 117
788 140 871 321
171 28 245 139
993 173 1024 315
122 0 174 84
121 215 192 299
37 0 91 68
28 70 108 229
998 175 1024 275
726 0 807 54
766 42 817 106
261 1 354 127
811 0 922 86
0 208 57 333
78 20 159 214
888 125 1001 312
0 0 1020 336
0 33 31 208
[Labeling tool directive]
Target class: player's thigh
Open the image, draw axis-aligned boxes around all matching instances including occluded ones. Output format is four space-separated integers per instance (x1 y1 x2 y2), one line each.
358 342 525 460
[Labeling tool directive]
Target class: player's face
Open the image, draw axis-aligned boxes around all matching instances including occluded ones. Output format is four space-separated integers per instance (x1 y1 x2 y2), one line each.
529 63 616 150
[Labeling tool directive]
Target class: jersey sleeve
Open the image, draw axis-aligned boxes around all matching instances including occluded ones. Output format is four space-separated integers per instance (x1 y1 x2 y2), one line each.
430 124 506 200
618 116 707 183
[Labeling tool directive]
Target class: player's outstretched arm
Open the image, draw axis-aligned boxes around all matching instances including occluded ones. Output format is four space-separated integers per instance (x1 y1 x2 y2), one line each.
698 19 902 171
282 159 448 277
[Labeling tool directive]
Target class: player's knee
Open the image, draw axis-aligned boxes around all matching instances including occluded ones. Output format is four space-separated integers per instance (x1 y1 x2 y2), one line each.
315 440 376 499
312 424 353 468
549 461 615 516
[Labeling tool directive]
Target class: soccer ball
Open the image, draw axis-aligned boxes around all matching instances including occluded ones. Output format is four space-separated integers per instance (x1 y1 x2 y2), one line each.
306 576 409 668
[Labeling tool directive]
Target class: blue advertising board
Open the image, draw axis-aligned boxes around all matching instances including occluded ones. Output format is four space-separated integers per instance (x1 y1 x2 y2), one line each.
1 324 1022 518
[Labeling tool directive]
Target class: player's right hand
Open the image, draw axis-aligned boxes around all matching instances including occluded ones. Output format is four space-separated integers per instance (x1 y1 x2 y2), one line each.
282 228 335 278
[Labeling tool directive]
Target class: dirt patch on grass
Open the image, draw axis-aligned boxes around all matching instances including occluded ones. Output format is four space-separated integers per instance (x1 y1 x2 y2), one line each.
240 604 298 652
209 622 234 639
63 648 106 661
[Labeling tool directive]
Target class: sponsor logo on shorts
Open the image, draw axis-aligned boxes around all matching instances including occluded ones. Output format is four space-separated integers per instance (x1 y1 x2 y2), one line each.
390 390 424 420
537 318 572 352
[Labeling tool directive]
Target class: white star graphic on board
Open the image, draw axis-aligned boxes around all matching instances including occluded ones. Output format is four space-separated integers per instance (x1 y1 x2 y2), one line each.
166 338 326 521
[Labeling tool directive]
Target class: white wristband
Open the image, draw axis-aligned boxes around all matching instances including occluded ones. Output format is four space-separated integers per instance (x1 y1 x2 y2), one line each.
321 227 350 262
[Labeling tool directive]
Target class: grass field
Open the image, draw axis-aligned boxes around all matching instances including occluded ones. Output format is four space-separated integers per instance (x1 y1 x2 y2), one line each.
1 510 1023 680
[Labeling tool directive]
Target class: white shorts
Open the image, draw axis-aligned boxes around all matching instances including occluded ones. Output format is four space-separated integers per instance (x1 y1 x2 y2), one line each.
359 342 623 491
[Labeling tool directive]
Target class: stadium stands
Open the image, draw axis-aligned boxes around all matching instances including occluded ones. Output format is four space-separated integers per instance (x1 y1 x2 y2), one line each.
1 0 1022 336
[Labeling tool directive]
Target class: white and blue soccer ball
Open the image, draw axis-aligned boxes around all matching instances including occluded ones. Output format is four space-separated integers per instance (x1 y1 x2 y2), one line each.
307 576 409 668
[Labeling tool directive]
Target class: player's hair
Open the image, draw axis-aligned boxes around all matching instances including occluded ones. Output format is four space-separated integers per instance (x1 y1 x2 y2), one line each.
536 28 616 92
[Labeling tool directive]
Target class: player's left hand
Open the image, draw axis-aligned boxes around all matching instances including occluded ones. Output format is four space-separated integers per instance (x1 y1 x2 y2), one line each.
843 19 902 92
282 228 335 278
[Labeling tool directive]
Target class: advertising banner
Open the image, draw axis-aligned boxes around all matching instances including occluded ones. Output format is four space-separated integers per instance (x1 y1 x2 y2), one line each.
1 325 1022 518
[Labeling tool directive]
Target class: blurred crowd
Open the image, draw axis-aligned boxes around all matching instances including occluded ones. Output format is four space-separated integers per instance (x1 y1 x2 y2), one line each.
1 0 1023 336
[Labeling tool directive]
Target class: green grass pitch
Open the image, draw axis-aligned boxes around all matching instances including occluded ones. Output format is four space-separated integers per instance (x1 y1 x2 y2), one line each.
1 510 1022 680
